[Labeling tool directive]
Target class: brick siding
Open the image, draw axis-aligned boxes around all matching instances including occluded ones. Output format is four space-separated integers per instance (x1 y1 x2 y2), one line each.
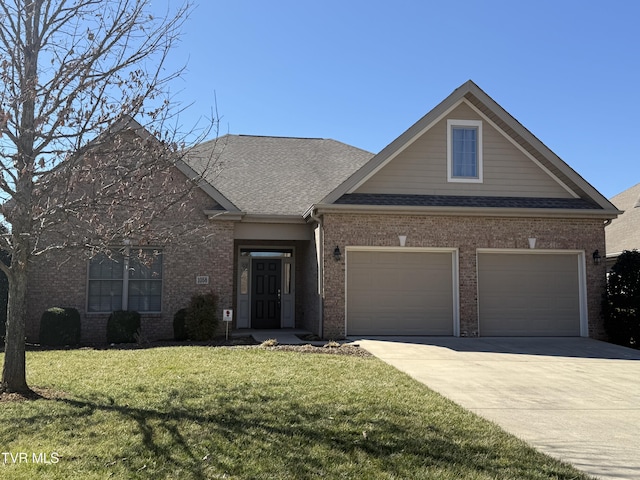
321 212 607 339
27 184 235 345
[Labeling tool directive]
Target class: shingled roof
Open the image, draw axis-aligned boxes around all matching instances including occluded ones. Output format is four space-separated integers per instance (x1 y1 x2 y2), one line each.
606 182 640 256
186 135 374 216
336 193 599 209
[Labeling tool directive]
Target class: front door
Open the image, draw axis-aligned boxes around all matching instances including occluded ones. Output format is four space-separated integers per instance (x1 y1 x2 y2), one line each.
251 258 281 329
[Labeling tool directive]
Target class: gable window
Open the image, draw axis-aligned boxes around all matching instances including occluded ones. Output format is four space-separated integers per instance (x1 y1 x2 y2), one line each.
447 119 483 182
88 248 162 313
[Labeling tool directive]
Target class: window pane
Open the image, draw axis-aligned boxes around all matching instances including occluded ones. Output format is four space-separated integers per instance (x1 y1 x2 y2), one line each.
88 280 123 312
88 253 124 312
128 289 161 312
240 263 249 295
127 250 162 312
284 263 291 295
89 253 124 279
128 279 162 312
129 250 162 280
452 127 478 178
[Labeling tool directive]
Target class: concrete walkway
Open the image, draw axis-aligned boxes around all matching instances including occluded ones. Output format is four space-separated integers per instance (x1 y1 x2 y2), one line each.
351 337 640 480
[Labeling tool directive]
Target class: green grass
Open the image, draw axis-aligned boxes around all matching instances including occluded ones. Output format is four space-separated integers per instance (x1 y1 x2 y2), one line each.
0 347 593 479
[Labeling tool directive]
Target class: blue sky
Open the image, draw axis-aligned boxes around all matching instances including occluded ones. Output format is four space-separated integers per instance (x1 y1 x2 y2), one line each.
153 0 640 199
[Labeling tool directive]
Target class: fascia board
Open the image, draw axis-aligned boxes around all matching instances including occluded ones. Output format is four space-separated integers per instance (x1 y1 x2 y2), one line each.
320 86 471 206
462 99 578 199
238 214 307 224
174 159 240 212
312 203 622 220
464 82 618 212
89 117 242 213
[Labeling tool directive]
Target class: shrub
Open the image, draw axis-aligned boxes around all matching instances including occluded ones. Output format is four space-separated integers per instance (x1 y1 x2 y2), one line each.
185 292 218 341
604 250 640 348
173 308 188 341
39 307 81 346
107 310 141 344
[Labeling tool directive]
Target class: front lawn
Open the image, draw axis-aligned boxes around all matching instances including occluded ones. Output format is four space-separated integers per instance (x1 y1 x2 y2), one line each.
0 346 592 479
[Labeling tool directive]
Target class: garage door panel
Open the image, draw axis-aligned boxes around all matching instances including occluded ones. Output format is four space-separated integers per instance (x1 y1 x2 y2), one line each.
478 253 581 336
347 250 454 335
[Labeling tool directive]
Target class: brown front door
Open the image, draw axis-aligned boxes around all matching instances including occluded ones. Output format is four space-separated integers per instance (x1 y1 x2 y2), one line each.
251 258 281 329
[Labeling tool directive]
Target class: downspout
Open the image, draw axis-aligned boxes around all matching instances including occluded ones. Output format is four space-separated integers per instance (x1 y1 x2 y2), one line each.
310 209 324 339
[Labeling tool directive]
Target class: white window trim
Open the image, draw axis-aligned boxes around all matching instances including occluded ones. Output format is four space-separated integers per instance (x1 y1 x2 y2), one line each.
447 119 483 183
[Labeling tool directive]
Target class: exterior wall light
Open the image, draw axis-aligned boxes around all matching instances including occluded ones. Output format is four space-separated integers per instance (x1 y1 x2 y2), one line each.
592 249 602 265
333 246 342 261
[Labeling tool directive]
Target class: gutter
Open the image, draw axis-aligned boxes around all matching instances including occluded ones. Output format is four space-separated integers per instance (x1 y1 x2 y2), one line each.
203 212 310 223
311 203 622 220
238 214 307 224
204 210 245 221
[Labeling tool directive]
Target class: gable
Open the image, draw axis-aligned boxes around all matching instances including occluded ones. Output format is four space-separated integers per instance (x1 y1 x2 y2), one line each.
354 100 574 199
316 81 619 217
97 116 240 215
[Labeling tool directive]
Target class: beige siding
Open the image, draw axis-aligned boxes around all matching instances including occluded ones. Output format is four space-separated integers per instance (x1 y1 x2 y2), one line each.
355 101 573 198
234 222 312 240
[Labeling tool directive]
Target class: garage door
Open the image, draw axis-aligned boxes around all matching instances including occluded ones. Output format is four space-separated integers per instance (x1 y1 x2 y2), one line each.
477 252 581 336
346 250 455 335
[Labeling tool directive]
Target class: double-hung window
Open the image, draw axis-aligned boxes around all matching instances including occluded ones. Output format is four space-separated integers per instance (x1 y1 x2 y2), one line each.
88 248 162 313
447 119 483 182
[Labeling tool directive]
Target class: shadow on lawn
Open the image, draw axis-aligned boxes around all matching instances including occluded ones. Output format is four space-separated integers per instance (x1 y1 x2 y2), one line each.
17 336 259 353
0 391 585 480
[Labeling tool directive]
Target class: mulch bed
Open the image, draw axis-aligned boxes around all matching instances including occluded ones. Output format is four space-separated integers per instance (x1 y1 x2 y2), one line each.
21 337 372 357
257 343 372 357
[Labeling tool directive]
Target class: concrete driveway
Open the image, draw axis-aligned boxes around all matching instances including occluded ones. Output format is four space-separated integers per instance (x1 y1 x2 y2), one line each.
351 337 640 480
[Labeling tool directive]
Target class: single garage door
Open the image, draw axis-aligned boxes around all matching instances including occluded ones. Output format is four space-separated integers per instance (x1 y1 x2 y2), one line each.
347 250 455 335
477 252 581 336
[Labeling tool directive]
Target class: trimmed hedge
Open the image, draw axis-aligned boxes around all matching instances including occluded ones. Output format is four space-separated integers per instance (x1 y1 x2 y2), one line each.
185 292 218 341
604 250 640 348
173 308 188 341
39 307 81 346
107 310 141 344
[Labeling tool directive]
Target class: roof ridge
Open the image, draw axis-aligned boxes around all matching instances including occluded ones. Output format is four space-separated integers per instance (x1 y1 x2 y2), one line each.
236 134 327 140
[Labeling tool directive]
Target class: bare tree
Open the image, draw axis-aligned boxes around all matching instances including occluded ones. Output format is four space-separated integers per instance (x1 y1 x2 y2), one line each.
0 0 217 393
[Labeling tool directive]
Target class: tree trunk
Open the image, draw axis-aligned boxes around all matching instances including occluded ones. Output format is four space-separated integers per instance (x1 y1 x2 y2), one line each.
0 0 38 394
1 240 29 393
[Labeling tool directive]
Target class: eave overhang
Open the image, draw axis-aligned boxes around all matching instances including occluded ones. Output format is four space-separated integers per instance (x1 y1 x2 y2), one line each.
237 214 307 224
204 211 308 224
305 203 622 220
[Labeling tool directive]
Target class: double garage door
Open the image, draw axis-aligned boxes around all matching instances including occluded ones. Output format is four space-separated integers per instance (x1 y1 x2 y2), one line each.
346 249 583 336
